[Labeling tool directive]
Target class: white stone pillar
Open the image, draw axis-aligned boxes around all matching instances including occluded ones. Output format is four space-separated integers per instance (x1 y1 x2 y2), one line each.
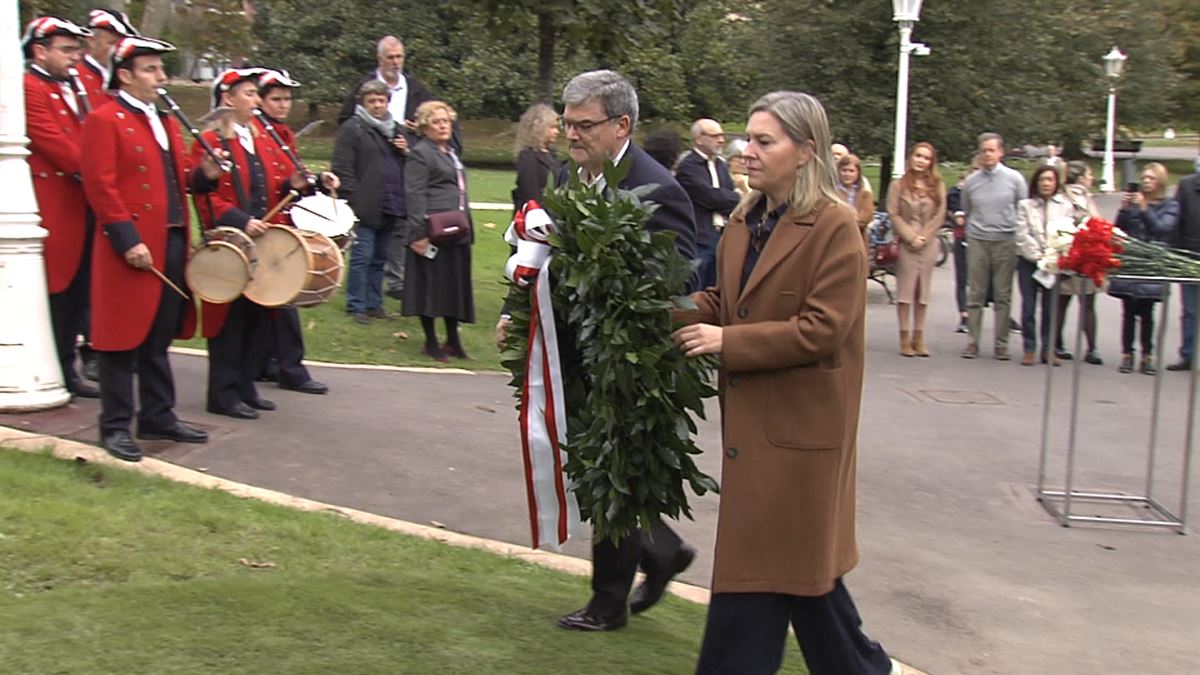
0 1 71 411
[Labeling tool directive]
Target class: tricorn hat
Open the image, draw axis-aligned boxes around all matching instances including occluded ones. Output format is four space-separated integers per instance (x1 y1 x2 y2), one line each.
21 16 92 58
87 7 140 37
108 35 175 90
211 67 269 109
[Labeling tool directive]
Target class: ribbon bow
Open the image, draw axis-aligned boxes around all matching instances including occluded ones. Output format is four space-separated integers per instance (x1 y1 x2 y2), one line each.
505 200 582 551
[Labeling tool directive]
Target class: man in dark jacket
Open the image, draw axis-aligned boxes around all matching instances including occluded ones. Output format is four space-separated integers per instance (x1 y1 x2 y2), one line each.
553 69 698 634
1168 172 1200 370
332 80 410 323
676 118 741 289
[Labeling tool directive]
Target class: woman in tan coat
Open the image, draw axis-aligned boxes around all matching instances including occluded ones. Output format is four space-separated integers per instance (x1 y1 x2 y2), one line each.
888 142 946 357
673 91 893 675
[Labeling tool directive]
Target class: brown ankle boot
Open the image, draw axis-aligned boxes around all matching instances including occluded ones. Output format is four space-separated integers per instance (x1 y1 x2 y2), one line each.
912 331 929 357
900 330 915 357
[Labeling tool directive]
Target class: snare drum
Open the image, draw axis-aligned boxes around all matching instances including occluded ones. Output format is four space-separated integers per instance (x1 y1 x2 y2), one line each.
243 225 344 308
185 227 259 303
289 194 356 249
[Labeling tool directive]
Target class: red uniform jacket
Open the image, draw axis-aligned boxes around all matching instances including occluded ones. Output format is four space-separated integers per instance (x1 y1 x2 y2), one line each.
191 125 293 337
77 55 114 107
25 68 88 294
80 96 197 351
253 115 301 225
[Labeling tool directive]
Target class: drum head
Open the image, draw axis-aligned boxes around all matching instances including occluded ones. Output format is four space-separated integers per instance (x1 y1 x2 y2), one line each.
186 241 250 304
290 194 356 238
243 226 310 307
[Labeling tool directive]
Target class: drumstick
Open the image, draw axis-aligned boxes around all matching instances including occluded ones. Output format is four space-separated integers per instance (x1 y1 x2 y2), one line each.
147 266 189 300
291 202 338 223
263 190 301 224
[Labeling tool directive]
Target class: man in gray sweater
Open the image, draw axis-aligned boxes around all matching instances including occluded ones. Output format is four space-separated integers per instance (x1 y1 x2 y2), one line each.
961 132 1028 359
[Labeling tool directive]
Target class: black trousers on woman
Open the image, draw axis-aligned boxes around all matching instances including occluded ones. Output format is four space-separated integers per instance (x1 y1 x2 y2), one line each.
1121 298 1157 354
696 580 892 675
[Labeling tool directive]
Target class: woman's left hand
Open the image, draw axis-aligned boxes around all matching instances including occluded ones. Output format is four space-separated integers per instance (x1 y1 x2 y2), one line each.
672 323 723 357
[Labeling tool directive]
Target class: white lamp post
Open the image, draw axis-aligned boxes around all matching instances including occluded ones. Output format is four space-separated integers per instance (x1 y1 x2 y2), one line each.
891 0 930 179
0 4 71 411
1100 46 1127 193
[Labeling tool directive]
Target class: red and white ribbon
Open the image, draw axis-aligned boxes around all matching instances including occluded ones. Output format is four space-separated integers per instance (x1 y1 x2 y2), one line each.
506 201 582 551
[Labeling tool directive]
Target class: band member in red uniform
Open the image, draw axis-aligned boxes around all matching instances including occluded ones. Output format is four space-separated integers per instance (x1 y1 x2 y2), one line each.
78 7 138 101
252 68 336 395
81 35 218 461
192 68 311 419
22 16 99 399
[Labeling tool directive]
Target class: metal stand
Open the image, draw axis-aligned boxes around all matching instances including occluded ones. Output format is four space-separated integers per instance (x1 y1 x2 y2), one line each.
1036 276 1197 533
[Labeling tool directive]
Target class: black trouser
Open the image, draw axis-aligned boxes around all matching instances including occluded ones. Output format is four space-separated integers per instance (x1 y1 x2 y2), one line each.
1056 293 1097 353
696 581 892 675
262 306 311 387
587 523 684 618
98 229 186 436
1121 298 1157 354
1017 258 1053 354
206 296 267 410
49 253 91 388
953 236 967 314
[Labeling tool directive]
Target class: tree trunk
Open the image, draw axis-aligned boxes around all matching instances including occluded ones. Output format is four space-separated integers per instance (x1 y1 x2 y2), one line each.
536 12 555 104
140 0 171 37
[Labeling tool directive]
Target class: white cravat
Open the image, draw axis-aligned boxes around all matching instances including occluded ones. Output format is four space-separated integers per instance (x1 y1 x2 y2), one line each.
59 81 79 116
119 90 169 150
233 123 255 155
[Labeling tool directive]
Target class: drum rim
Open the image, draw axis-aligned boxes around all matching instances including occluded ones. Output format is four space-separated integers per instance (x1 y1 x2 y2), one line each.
185 240 251 304
243 225 314 307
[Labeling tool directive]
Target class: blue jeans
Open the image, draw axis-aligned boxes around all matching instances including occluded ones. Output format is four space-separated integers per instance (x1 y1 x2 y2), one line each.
345 218 396 314
1181 284 1199 362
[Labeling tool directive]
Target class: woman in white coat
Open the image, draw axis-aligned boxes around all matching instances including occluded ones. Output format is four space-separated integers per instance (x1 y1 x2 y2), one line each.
1015 165 1076 365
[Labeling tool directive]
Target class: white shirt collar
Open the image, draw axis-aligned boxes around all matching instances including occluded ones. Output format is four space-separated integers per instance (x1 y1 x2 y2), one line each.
375 68 406 91
118 89 156 115
693 147 715 162
579 139 632 187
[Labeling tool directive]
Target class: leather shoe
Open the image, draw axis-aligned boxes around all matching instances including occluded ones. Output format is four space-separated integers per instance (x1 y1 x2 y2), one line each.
281 380 328 395
245 398 276 411
137 421 209 444
1167 360 1193 372
556 608 627 632
100 430 142 462
81 358 100 382
630 546 696 614
68 379 100 399
207 401 259 420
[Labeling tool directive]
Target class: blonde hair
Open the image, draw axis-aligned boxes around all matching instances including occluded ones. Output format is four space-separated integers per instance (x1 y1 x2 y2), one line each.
1142 162 1169 202
514 102 557 157
413 100 457 136
735 91 841 219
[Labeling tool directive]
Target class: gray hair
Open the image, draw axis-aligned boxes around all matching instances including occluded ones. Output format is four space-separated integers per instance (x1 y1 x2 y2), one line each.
377 35 403 57
978 131 1004 149
562 70 638 131
358 80 390 102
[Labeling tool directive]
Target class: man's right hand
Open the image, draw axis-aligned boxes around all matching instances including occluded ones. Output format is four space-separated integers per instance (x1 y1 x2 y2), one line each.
124 242 153 269
393 135 409 154
246 218 268 237
495 317 510 350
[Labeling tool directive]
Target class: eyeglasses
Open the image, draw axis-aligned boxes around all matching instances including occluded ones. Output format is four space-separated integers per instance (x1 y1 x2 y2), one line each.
559 115 621 133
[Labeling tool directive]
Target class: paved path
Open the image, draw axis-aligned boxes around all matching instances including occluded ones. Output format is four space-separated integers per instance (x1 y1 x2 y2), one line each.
5 211 1199 674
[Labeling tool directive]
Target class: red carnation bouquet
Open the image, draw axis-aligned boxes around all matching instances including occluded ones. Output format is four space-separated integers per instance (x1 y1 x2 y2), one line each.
1058 217 1124 285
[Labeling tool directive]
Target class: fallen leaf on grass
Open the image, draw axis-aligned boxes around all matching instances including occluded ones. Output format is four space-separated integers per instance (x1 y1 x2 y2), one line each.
307 320 316 330
483 222 497 229
392 331 409 340
238 558 277 569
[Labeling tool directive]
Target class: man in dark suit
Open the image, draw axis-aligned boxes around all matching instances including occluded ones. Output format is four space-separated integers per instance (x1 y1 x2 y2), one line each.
553 69 698 633
676 118 741 289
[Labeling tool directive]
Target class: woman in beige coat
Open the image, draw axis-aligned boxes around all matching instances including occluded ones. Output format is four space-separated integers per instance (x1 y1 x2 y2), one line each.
673 91 893 675
888 142 946 356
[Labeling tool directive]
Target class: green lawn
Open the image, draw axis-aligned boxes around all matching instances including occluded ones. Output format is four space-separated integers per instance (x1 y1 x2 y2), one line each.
0 449 808 674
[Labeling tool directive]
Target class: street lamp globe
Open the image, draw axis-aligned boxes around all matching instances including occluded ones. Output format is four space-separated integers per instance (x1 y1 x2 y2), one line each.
893 0 924 22
1103 46 1127 79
